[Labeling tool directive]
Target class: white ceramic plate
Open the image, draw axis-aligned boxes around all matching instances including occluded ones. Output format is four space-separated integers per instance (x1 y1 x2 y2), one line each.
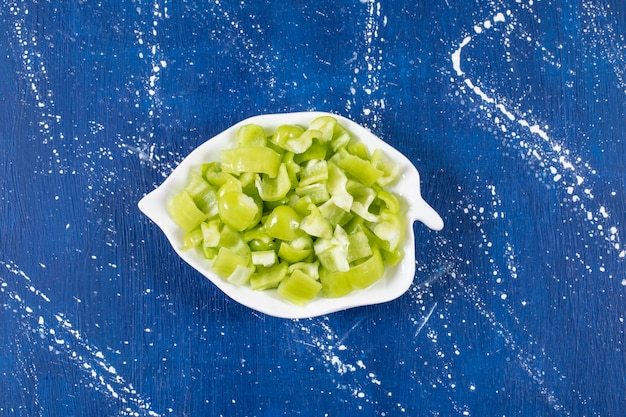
138 112 443 319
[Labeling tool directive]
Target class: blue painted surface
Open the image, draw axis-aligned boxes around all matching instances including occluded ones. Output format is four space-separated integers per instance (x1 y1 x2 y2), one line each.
1 0 625 415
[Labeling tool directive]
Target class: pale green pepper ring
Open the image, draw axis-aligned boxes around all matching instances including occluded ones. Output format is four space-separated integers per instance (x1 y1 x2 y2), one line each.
139 112 443 319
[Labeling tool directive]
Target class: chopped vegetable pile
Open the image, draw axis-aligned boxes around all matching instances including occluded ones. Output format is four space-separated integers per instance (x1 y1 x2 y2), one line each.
167 116 404 306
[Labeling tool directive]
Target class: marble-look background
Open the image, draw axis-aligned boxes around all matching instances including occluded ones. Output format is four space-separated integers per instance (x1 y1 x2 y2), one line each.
1 0 624 415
